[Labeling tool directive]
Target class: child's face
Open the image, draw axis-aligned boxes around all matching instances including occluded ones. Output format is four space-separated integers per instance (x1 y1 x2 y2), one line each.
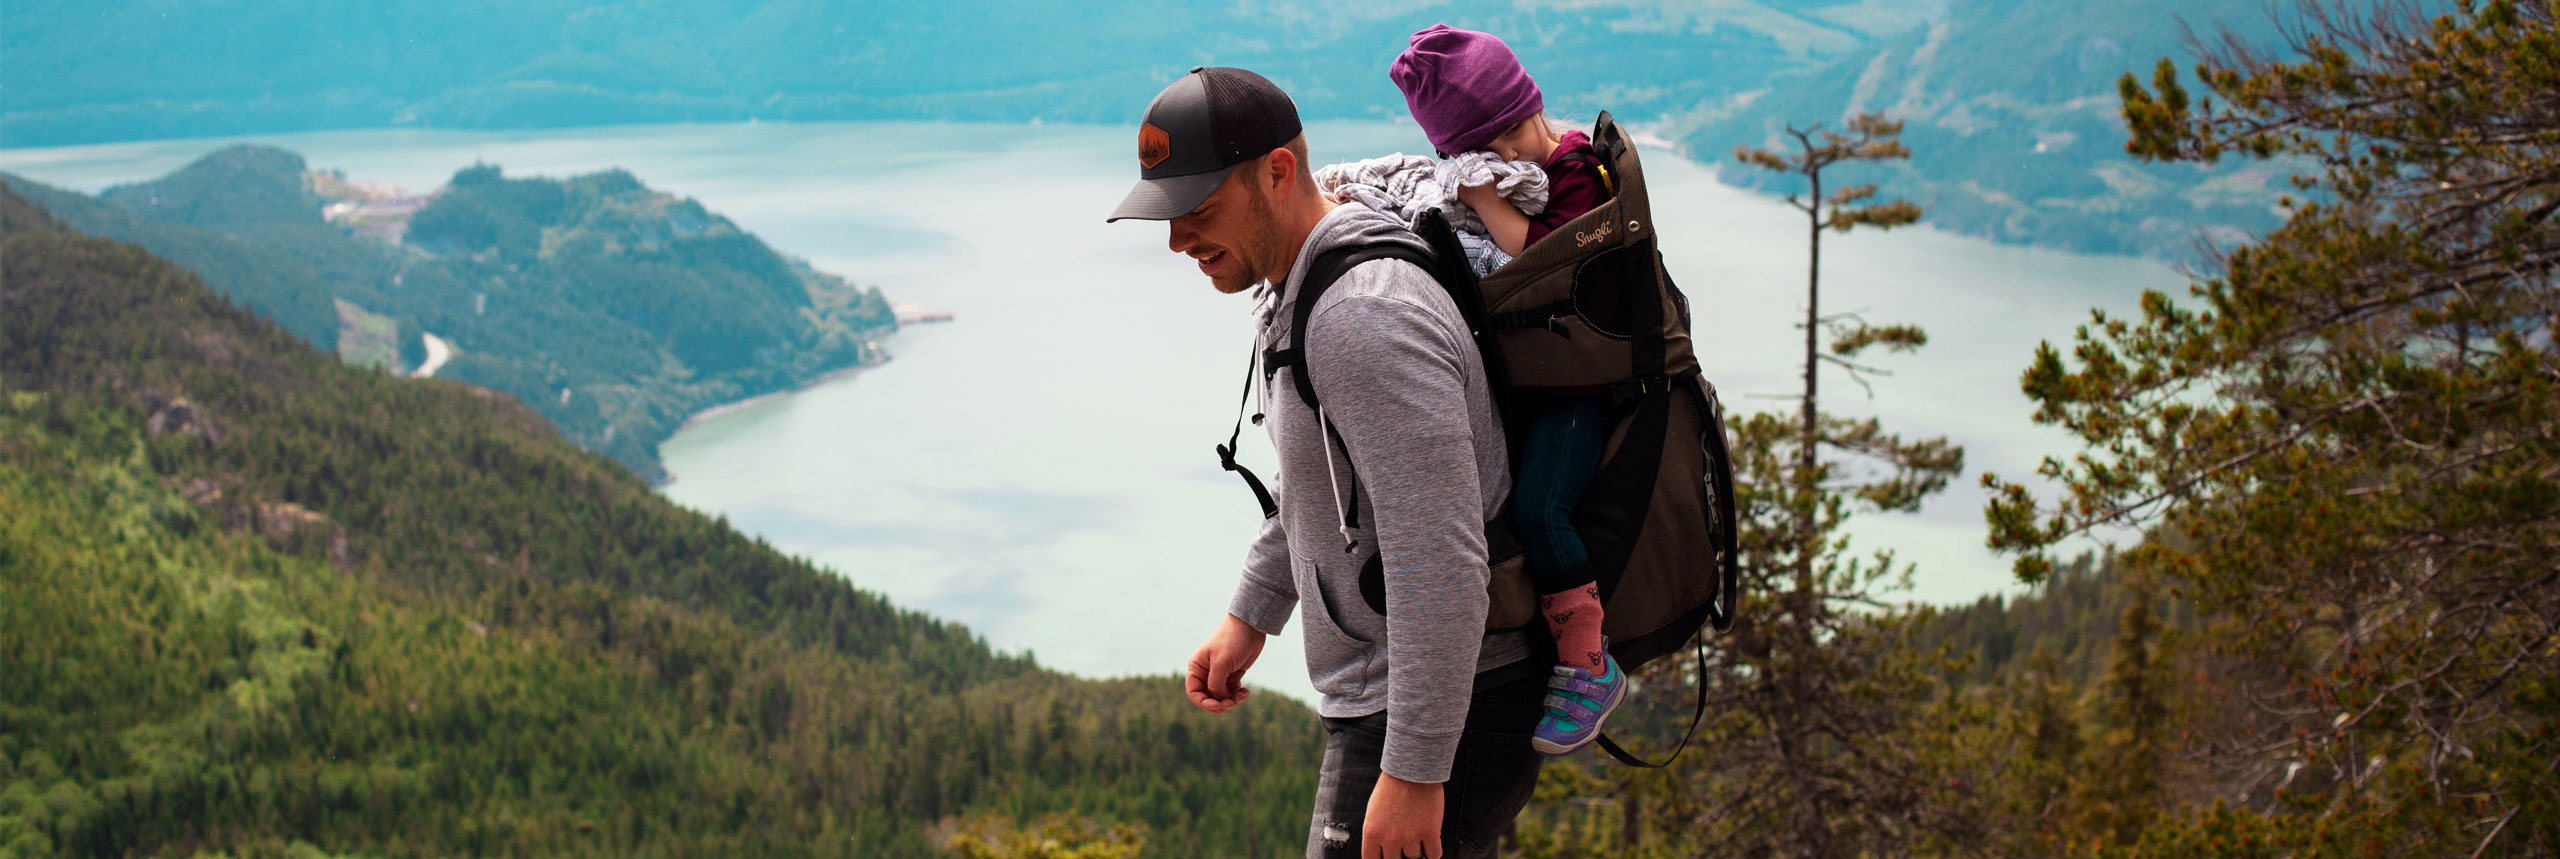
1487 116 1558 164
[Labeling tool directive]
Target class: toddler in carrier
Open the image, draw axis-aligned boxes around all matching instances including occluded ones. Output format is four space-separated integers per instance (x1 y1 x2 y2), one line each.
1392 23 1624 757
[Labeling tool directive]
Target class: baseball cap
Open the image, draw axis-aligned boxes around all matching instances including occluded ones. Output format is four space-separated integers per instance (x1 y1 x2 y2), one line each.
1106 67 1303 222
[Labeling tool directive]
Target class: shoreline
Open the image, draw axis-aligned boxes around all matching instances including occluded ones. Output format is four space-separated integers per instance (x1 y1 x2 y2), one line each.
654 356 894 490
672 354 892 435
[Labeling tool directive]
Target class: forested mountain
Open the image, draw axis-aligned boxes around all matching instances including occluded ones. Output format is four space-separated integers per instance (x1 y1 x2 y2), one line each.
0 0 1883 145
2 0 2316 258
1908 552 2195 689
1697 0 2303 256
0 185 1315 856
2 146 894 481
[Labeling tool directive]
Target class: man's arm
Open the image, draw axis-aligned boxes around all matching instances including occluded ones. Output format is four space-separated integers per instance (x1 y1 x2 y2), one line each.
1306 285 1491 785
1229 512 1296 635
1191 507 1295 714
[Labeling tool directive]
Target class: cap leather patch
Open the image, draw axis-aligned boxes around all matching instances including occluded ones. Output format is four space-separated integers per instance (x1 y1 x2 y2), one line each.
1138 123 1171 170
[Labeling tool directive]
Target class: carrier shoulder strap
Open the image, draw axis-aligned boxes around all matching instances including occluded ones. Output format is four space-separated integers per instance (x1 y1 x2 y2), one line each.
1548 149 1616 197
1262 242 1438 411
1273 242 1440 544
1215 242 1436 528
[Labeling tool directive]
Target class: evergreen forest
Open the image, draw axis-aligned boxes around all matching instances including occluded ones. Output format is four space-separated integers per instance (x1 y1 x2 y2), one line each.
0 185 1313 856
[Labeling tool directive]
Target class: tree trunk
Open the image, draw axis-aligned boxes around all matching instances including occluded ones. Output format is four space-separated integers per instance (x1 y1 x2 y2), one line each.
1798 167 1823 593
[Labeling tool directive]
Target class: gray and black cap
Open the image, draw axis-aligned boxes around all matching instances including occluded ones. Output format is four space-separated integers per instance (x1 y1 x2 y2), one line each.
1106 67 1303 222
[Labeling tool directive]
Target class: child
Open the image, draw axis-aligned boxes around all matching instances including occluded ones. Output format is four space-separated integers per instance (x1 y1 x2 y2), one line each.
1392 23 1623 757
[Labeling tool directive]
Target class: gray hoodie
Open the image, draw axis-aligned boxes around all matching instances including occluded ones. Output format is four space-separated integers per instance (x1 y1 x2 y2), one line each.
1227 201 1529 784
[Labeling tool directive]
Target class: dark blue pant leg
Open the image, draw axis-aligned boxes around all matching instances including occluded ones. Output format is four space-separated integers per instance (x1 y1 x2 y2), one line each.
1510 395 1614 594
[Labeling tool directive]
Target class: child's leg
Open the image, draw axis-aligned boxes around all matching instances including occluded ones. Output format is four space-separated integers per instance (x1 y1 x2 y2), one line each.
1510 395 1615 672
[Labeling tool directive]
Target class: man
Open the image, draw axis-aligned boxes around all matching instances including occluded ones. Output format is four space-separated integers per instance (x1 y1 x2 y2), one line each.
1106 67 1548 859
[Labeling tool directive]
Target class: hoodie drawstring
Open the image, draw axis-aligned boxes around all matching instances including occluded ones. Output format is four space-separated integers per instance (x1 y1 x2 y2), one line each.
1315 404 1359 553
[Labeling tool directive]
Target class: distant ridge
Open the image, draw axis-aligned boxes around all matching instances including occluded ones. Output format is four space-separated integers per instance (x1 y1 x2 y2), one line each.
0 1 1878 147
5 1 2301 258
1697 0 2297 258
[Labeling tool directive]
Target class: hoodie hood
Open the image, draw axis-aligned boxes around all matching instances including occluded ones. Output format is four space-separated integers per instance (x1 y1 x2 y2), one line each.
1254 201 1433 331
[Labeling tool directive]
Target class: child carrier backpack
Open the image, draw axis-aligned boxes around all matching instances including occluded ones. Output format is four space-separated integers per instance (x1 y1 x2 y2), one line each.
1213 112 1738 767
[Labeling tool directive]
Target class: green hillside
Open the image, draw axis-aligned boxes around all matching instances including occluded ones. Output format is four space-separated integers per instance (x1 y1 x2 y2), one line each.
4 146 896 482
0 184 1316 857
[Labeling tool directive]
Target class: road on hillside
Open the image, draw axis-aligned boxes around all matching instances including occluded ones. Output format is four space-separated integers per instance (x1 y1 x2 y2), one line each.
411 333 453 378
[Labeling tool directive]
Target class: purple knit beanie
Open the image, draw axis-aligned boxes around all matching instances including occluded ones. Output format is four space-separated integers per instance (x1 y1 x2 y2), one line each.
1390 24 1545 156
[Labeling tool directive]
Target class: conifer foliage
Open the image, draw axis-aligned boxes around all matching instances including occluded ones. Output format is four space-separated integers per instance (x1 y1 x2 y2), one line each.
1987 0 2560 852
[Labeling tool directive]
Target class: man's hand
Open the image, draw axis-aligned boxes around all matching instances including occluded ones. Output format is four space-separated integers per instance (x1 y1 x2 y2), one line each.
1362 773 1445 858
1185 613 1266 714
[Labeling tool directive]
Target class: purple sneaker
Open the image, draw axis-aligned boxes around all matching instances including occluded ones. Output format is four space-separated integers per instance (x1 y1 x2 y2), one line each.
1532 653 1625 756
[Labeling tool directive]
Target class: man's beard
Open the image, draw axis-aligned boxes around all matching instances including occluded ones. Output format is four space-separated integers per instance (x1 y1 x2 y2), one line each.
1213 181 1285 294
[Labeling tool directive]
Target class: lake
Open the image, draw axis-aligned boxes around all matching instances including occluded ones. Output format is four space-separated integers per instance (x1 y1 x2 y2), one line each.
0 120 2181 705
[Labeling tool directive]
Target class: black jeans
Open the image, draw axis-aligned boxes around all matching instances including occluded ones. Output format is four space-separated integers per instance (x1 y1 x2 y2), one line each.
1305 659 1549 858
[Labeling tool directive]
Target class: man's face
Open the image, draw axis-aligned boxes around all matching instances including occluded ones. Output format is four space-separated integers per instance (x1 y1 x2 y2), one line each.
1167 162 1281 295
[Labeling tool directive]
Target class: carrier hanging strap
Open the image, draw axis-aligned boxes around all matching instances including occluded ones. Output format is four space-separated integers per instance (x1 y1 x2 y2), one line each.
1258 242 1439 539
1594 635 1710 768
1216 351 1279 519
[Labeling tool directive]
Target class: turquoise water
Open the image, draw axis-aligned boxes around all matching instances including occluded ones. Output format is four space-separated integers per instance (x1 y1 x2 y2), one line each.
1 120 2181 704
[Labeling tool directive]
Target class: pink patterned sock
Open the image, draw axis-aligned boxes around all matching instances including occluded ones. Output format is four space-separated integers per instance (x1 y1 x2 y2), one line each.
1541 584 1606 674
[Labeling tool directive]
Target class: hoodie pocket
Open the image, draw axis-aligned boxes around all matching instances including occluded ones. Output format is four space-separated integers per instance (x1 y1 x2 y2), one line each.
1295 551 1380 699
1319 566 1380 647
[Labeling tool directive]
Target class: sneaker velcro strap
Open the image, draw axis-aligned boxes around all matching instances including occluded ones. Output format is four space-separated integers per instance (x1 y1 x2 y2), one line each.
1543 694 1600 724
1555 677 1612 701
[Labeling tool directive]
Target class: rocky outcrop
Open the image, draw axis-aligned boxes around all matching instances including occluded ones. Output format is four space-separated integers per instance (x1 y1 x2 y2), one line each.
166 470 355 571
142 392 224 442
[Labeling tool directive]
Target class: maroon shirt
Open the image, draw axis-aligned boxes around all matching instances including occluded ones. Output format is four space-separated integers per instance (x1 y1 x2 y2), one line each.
1525 130 1608 245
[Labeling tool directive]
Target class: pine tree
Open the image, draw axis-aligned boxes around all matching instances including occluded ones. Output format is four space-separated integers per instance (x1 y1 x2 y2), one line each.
1524 112 1974 857
1731 113 1932 593
1984 1 2560 851
2010 648 2088 845
2069 569 2170 846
